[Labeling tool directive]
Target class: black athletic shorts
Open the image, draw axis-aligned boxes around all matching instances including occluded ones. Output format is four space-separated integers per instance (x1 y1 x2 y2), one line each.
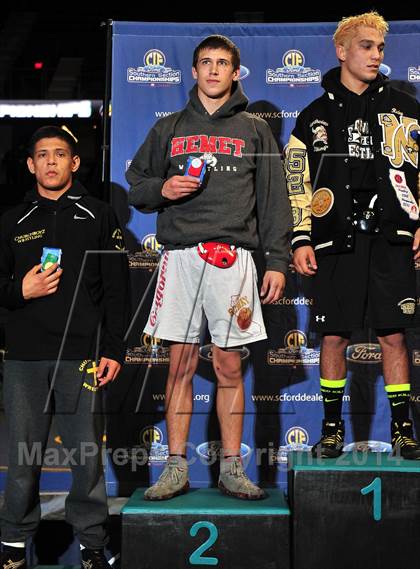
311 232 417 333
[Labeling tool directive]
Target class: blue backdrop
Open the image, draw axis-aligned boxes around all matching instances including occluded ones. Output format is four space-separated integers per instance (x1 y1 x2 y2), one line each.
107 21 420 495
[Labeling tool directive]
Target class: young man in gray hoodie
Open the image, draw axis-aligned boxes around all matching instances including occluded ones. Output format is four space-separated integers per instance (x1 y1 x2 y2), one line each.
127 35 292 500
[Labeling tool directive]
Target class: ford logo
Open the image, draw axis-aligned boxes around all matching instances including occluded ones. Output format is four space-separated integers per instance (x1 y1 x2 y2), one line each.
343 440 392 453
239 65 250 80
196 441 252 460
379 63 391 76
198 344 250 362
346 343 382 364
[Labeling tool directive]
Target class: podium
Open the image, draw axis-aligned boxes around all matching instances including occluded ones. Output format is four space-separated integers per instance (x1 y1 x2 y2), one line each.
121 488 290 569
289 451 420 569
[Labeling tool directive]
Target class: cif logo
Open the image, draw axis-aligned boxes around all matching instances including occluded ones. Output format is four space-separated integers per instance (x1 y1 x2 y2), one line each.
285 426 308 446
282 50 305 69
142 233 163 253
140 425 163 447
141 333 162 350
144 49 166 68
284 329 307 349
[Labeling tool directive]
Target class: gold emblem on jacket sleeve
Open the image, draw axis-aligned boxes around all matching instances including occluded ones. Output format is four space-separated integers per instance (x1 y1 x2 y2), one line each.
311 188 334 217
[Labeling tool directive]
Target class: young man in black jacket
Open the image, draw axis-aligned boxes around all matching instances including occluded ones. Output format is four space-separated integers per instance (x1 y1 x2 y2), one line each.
127 35 292 500
286 12 420 459
0 126 129 569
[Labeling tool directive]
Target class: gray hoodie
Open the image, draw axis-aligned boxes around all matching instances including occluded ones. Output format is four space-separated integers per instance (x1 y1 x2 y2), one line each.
127 82 292 273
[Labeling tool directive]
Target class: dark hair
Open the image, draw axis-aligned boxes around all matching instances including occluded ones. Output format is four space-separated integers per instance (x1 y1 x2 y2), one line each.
27 125 78 158
193 35 240 71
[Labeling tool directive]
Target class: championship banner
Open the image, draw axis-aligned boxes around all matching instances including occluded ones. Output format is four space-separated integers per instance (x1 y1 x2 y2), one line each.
108 21 420 495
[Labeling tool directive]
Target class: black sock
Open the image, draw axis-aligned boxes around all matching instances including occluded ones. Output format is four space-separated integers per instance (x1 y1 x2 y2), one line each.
385 383 410 422
320 377 346 421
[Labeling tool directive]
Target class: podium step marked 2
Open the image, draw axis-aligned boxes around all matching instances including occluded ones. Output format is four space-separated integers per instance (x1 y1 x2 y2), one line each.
122 487 290 569
289 451 420 569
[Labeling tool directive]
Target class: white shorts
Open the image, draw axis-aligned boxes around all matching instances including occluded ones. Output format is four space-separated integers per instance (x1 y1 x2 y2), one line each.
144 247 267 347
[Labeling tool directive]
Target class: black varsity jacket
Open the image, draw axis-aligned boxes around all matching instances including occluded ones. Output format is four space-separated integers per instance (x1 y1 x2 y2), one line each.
285 67 420 255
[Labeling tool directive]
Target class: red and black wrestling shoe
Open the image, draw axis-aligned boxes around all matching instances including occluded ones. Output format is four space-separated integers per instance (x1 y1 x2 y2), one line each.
197 242 237 268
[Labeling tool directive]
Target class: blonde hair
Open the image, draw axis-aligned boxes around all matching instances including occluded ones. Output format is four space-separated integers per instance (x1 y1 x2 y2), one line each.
334 11 389 47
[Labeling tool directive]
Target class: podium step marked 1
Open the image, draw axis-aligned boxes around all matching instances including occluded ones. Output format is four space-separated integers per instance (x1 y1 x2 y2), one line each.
289 451 420 569
122 487 290 569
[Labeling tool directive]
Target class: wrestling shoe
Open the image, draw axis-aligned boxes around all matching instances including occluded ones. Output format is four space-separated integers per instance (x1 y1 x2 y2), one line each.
81 549 111 568
218 457 266 500
391 420 420 460
311 419 345 458
144 455 189 500
1 545 26 569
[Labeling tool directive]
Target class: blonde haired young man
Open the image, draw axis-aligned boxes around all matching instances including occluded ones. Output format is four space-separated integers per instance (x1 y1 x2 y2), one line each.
333 11 389 46
286 12 420 458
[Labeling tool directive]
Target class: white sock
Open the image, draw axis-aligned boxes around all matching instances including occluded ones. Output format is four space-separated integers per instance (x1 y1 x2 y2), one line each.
2 542 25 548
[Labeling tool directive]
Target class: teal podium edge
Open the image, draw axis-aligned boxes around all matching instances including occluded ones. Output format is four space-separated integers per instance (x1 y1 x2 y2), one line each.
122 487 290 516
288 450 420 472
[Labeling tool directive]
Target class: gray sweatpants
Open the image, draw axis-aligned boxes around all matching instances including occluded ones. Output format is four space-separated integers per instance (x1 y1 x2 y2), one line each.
0 360 108 548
